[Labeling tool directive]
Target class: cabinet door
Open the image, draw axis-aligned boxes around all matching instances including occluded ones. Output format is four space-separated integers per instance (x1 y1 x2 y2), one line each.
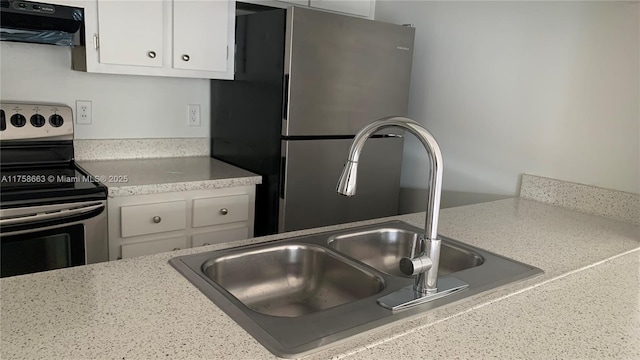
121 236 187 259
172 0 228 72
97 0 164 67
309 0 372 17
191 227 249 247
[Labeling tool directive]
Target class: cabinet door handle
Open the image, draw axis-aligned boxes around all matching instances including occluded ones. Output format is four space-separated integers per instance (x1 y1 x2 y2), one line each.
148 51 157 59
220 208 228 215
152 216 162 223
181 54 190 62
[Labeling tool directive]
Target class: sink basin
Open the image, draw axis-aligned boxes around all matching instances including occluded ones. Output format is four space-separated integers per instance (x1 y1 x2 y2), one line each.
170 220 542 358
201 244 384 317
327 228 484 276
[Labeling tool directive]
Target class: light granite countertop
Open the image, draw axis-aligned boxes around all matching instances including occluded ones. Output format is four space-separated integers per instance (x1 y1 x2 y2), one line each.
1 197 638 359
77 156 262 196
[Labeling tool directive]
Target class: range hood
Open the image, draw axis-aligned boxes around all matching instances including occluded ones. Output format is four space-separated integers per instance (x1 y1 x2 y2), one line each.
0 0 83 46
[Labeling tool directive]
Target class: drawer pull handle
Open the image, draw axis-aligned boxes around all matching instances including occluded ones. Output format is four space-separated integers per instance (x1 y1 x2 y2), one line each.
173 247 181 251
220 208 228 215
152 216 162 223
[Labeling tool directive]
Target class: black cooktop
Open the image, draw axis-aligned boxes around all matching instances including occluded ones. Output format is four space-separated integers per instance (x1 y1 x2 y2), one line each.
0 162 107 206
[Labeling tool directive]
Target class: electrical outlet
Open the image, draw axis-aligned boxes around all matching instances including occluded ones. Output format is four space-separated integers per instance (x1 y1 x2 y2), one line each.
76 100 92 125
188 104 201 127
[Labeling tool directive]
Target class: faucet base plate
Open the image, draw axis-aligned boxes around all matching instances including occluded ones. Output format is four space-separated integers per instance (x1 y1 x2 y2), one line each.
377 277 469 311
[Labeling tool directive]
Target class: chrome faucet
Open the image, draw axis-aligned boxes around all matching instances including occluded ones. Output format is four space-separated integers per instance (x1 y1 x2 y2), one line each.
337 116 443 295
337 116 469 311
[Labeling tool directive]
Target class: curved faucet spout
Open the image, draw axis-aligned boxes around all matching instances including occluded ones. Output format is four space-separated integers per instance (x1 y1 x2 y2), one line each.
337 116 444 294
337 116 443 241
336 160 359 197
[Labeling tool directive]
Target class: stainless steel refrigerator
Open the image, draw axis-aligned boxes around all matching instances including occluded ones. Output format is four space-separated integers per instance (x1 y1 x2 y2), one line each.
211 5 415 236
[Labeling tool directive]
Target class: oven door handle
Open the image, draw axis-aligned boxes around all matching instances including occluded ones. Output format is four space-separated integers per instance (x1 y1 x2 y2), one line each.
0 203 105 226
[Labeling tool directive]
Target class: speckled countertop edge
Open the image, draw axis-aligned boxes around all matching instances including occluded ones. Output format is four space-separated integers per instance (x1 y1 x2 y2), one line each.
1 198 638 360
520 173 640 225
102 178 262 197
74 138 210 161
78 156 262 197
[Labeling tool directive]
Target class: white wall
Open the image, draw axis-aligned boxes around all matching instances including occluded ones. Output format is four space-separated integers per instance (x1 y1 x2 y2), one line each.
0 42 210 139
376 1 640 211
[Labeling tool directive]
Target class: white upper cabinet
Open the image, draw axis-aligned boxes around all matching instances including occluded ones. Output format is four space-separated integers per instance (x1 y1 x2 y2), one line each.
73 0 235 79
97 0 164 67
277 0 309 5
172 0 228 72
239 0 375 18
309 0 372 18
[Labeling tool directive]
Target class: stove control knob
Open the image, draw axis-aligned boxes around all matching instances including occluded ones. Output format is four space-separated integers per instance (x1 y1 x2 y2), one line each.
10 113 26 127
30 114 46 127
49 114 64 127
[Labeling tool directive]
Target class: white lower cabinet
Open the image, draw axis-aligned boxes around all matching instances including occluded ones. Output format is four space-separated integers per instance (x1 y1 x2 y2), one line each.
192 194 249 228
191 227 249 247
108 186 255 260
121 200 186 238
121 236 188 260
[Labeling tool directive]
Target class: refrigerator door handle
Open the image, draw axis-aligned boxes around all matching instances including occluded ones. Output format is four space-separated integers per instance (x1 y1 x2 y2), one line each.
280 156 287 199
282 74 290 121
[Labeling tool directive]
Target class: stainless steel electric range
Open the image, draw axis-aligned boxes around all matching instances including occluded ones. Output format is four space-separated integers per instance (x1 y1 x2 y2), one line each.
0 102 108 278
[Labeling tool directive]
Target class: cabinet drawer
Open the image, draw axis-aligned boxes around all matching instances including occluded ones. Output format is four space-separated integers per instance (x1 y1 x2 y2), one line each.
121 200 186 238
120 236 187 259
192 195 249 228
192 227 249 247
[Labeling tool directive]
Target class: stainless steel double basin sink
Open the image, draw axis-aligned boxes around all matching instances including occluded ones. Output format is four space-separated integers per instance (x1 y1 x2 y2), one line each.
170 221 542 358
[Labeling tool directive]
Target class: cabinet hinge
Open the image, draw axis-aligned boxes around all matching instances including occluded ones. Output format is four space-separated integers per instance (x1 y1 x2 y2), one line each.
93 34 99 50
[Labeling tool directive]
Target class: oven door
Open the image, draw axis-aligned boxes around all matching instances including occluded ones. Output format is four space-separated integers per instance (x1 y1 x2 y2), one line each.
0 200 108 278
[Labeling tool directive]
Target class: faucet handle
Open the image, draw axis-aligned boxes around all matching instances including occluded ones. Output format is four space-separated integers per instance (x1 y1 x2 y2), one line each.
399 255 433 276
